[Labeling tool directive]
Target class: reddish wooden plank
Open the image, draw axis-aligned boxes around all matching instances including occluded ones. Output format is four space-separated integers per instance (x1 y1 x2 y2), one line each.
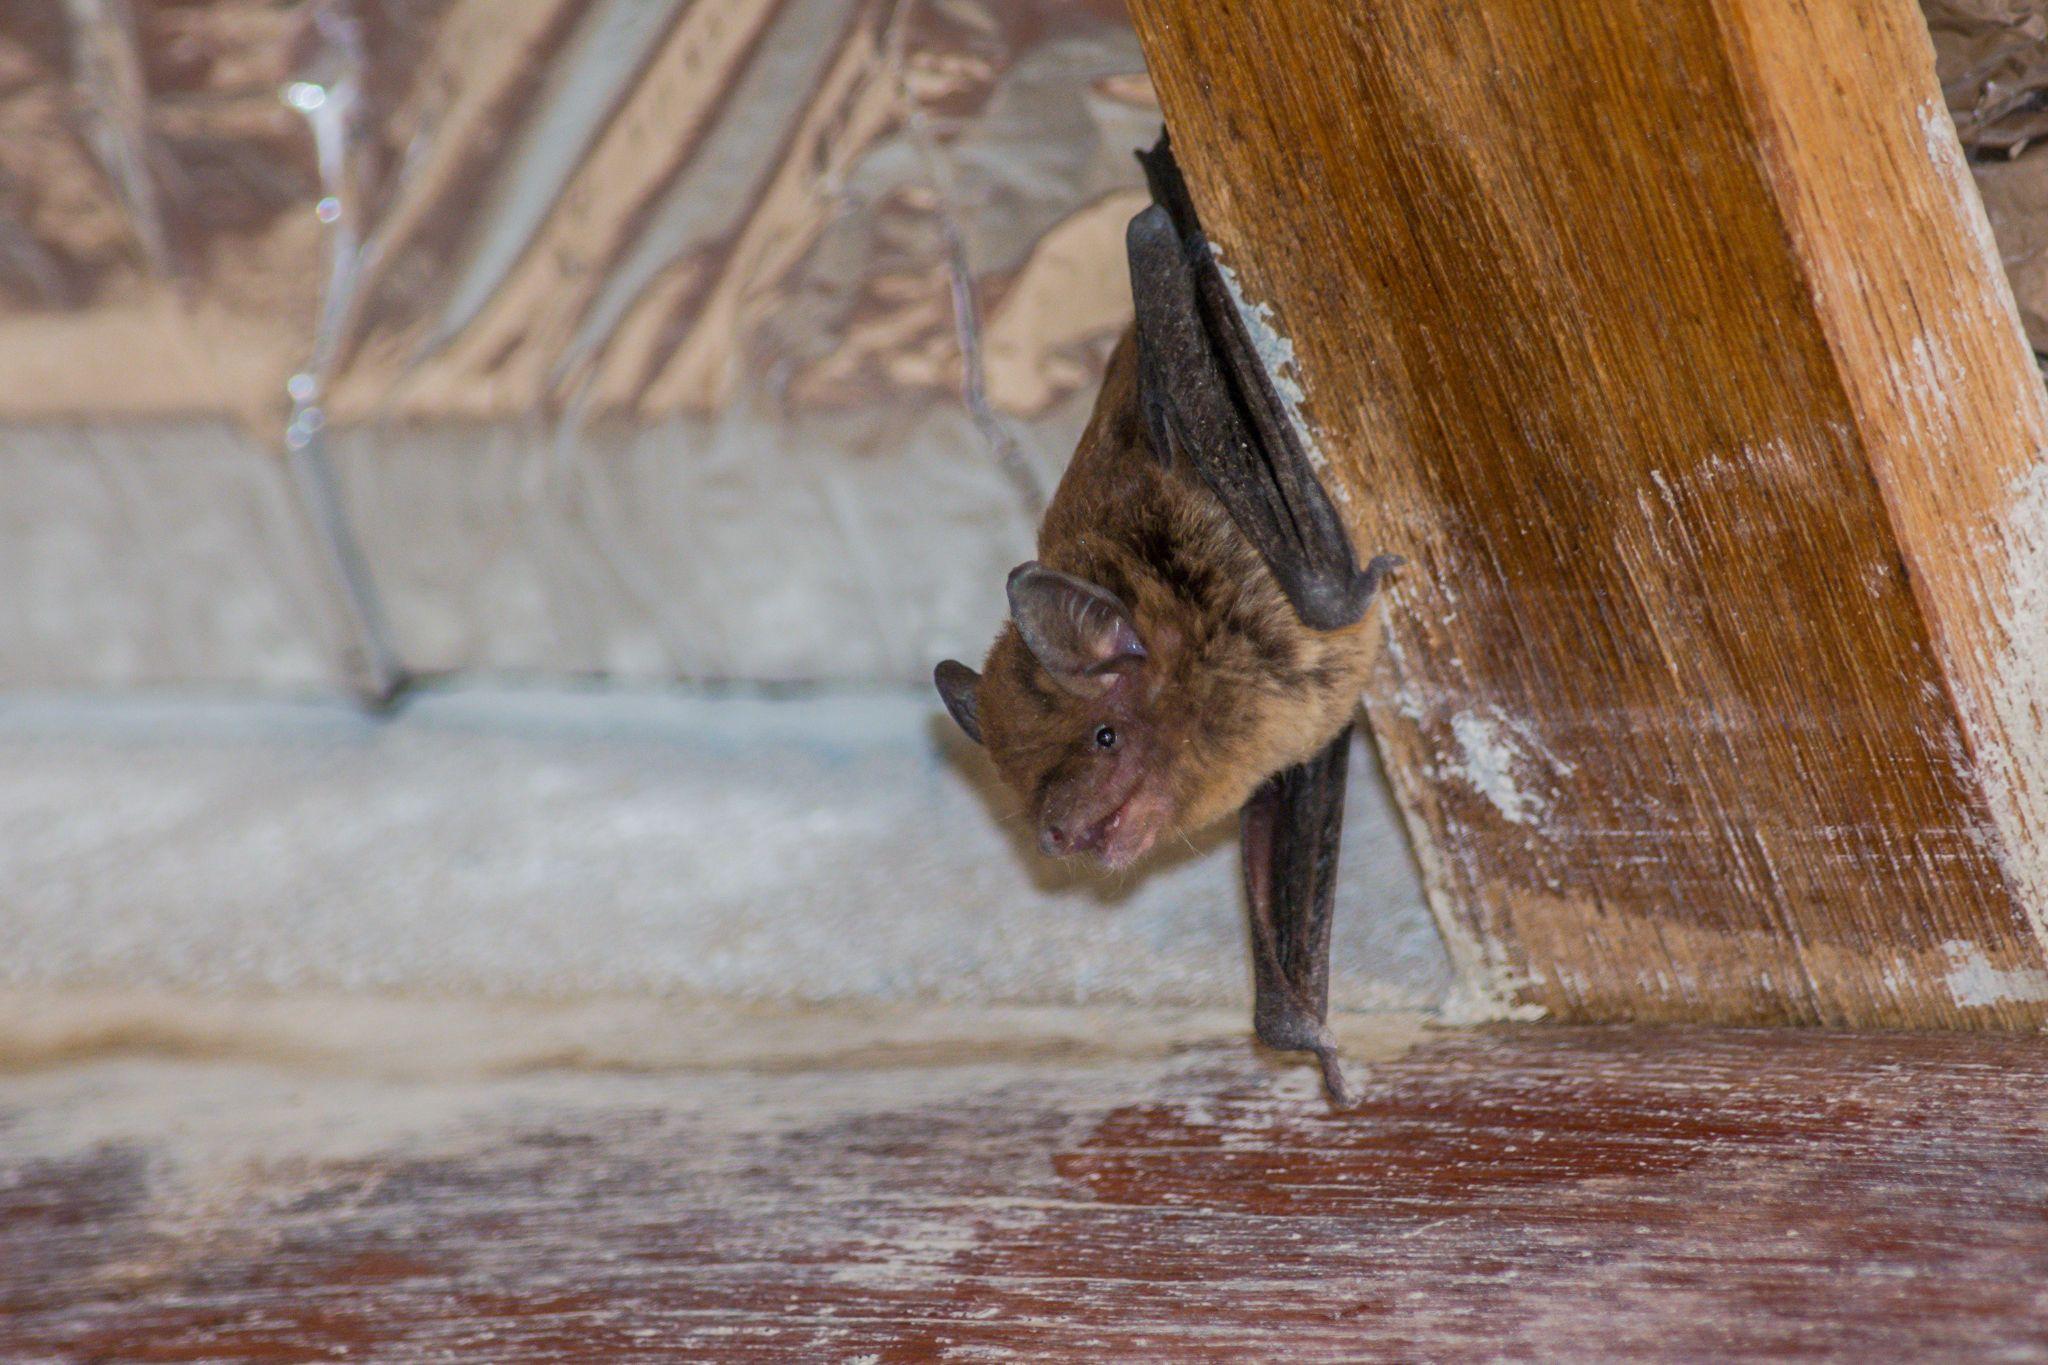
4 1026 2048 1361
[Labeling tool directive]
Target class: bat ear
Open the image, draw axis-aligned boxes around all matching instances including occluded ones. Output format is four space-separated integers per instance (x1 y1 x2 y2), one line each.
1006 562 1146 693
933 660 984 744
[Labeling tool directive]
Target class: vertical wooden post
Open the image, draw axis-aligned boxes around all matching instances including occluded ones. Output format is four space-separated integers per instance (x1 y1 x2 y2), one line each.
1128 0 2048 1024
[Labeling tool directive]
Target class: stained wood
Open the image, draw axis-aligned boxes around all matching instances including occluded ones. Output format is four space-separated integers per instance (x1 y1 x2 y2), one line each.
6 1025 2048 1361
1127 0 2048 1026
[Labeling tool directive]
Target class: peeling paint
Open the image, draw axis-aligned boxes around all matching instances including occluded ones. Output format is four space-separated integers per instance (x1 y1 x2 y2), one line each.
1436 972 1548 1025
1448 708 1572 827
1451 712 1545 824
1358 674 1546 1024
1941 938 2048 1008
1379 625 1432 722
1919 96 2042 380
1211 250 1347 499
1974 456 2048 936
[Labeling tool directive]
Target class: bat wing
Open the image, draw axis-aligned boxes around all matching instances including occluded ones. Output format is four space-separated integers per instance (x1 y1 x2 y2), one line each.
1127 133 1397 632
1130 133 1398 1106
1240 725 1356 1107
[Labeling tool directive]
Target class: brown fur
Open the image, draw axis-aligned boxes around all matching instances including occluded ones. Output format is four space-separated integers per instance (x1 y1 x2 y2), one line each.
972 328 1378 850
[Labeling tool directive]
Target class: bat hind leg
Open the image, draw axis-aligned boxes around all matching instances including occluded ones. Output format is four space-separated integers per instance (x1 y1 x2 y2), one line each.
1300 552 1405 636
1253 993 1355 1109
1240 726 1358 1108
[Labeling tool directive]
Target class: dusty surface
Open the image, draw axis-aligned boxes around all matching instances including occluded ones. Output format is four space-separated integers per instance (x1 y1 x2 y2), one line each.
0 690 1449 1010
0 993 1363 1080
4 1017 2048 1361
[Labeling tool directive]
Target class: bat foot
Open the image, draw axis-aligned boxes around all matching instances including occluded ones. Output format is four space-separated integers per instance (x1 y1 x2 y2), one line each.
1291 555 1404 633
1255 1011 1356 1110
1313 1041 1358 1110
1346 553 1404 616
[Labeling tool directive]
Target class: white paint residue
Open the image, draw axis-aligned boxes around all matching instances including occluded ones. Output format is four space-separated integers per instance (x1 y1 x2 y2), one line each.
1940 939 2048 1008
1920 98 2005 281
1211 251 1347 500
1346 698 1548 1025
1974 456 2048 939
1379 627 1430 722
1917 96 2004 297
1211 256 1306 414
1918 96 2041 382
1881 112 2048 961
1997 462 2048 709
1889 329 1966 448
1436 973 1549 1025
1912 96 2048 959
1449 709 1562 827
1920 98 1966 181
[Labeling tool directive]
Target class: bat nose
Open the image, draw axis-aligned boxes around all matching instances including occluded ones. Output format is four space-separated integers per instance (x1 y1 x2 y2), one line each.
1041 818 1109 859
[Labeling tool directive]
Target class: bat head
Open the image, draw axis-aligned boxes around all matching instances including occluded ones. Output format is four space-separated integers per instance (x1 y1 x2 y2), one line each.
935 562 1207 871
933 327 1377 872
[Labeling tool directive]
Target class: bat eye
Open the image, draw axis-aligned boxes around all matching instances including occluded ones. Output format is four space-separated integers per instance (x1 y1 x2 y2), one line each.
1094 725 1118 750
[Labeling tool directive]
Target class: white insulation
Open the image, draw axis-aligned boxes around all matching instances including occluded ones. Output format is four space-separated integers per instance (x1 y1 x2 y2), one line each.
0 689 1451 1009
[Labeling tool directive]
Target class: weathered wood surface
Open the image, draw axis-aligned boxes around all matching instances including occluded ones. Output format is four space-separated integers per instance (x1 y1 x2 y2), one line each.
1129 0 2048 1027
5 1022 2048 1361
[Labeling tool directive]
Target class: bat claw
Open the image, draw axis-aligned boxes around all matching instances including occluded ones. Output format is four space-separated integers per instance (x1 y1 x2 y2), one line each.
1291 554 1404 631
1255 1011 1357 1109
1359 553 1403 598
1314 1041 1358 1110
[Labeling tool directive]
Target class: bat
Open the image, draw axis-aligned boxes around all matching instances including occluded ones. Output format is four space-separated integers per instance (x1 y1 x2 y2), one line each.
933 133 1400 1105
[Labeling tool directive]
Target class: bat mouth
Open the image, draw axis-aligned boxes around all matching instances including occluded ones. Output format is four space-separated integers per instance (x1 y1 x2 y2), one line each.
1040 779 1165 869
1086 784 1167 871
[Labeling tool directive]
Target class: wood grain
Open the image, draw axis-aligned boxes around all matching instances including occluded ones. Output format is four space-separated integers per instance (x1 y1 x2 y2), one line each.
6 1024 2048 1361
1128 0 2048 1026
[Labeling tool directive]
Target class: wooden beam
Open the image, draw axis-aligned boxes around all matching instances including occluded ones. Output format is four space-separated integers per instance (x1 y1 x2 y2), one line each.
1127 0 2048 1025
